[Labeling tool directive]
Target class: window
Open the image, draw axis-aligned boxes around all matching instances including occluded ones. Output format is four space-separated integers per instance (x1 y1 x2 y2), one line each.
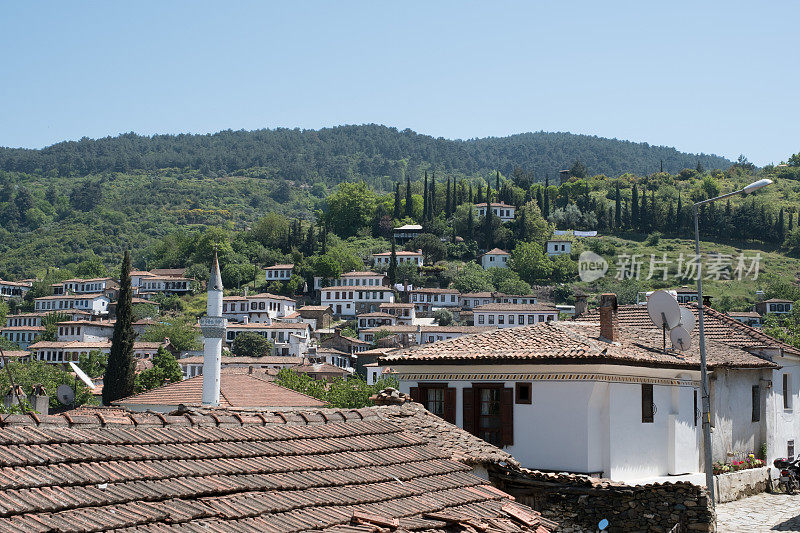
527 315 535 324
498 315 504 325
478 315 485 325
488 315 495 325
463 386 513 447
515 382 532 404
752 385 760 422
642 384 654 423
694 390 698 427
508 315 514 325
790 440 795 462
410 384 455 423
785 374 793 409
477 388 503 446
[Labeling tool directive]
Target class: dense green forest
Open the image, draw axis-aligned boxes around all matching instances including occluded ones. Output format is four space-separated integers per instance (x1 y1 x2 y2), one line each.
0 125 732 185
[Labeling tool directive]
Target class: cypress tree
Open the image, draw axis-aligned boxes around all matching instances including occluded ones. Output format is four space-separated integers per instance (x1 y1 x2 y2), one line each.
388 239 398 286
476 183 483 204
467 203 475 241
486 182 491 205
536 187 544 212
614 185 621 228
518 208 528 240
789 211 795 232
778 208 786 243
429 172 437 219
405 175 413 218
650 191 657 231
495 171 500 196
393 182 402 219
639 191 647 232
305 224 315 255
103 250 136 405
631 184 639 227
676 192 683 231
543 177 550 219
422 171 429 221
483 197 494 250
445 177 452 217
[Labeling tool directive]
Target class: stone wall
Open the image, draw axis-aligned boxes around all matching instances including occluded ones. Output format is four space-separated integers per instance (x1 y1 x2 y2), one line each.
490 467 716 532
715 467 769 503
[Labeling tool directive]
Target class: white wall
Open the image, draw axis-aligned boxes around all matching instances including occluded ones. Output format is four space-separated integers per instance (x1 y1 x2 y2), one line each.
711 368 766 464
767 353 800 470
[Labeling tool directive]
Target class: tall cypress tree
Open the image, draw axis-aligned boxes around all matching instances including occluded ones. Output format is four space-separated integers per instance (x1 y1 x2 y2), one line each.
614 185 621 228
467 204 475 242
393 182 402 219
639 191 647 232
789 210 795 232
495 171 500 196
429 172 437 219
405 175 413 218
483 196 494 250
476 183 483 204
388 239 398 286
536 187 543 212
631 184 639 228
468 183 474 204
445 177 452 217
422 171 429 221
676 192 683 231
778 208 786 243
305 224 315 255
103 250 136 405
486 182 491 205
543 177 550 219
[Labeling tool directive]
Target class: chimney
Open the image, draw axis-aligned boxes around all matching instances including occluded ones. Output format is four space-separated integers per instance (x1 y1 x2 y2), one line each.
28 384 49 416
703 295 712 307
574 293 588 317
598 293 619 342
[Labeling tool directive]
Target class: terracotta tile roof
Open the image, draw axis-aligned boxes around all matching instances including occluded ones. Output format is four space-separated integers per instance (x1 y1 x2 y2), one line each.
380 303 414 309
482 248 510 255
473 303 558 312
0 279 32 287
34 293 107 300
115 373 326 408
357 311 396 318
56 320 114 327
0 350 30 359
264 263 294 269
411 287 460 294
322 285 391 292
149 267 187 277
28 341 163 351
341 271 386 277
474 202 515 209
460 292 495 298
381 321 776 370
373 250 423 256
248 292 298 302
294 363 350 374
580 304 800 357
728 311 761 318
226 322 309 330
0 405 552 532
0 326 45 332
178 355 305 365
299 305 333 312
762 298 793 303
363 325 497 335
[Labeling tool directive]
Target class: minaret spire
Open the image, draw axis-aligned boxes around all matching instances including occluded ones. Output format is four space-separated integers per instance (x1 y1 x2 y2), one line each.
201 250 226 406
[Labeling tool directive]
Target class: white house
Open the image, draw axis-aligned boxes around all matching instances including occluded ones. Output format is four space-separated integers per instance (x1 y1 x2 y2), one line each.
55 320 115 342
674 287 699 305
0 279 32 300
28 340 164 367
409 288 460 313
727 311 762 327
1 326 44 349
52 278 116 296
474 202 516 222
178 355 304 379
393 224 423 245
357 312 397 330
379 302 416 325
382 294 778 483
138 276 192 297
546 239 572 257
34 294 110 315
225 322 311 357
756 298 794 316
321 273 395 317
359 324 495 345
480 248 510 269
373 250 424 268
5 311 90 328
265 264 294 282
222 293 297 323
473 303 559 328
460 292 538 310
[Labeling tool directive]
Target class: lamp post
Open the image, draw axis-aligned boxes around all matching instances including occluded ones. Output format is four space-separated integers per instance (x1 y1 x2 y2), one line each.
693 178 772 505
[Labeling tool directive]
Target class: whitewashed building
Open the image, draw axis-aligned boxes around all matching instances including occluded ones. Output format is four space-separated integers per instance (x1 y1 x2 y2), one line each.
55 320 115 342
224 322 311 358
138 276 192 297
410 288 460 313
265 264 294 281
357 312 397 330
321 272 395 316
359 324 495 345
460 292 538 310
34 294 110 315
474 202 516 222
756 298 794 316
480 248 510 269
383 294 778 483
473 303 559 328
1 325 44 349
52 278 116 295
28 340 164 366
373 250 424 268
379 302 416 325
546 240 571 257
393 224 423 245
0 279 32 300
222 293 297 323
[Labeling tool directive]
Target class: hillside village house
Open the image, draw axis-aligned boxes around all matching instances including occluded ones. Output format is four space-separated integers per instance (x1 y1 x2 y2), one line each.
55 320 115 342
297 305 334 330
320 272 394 316
373 249 424 267
34 293 110 315
475 202 516 222
546 239 571 257
1 325 44 349
28 340 164 367
410 287 460 313
728 310 762 327
179 356 303 378
306 347 354 372
137 276 192 297
317 270 388 289
474 303 559 327
392 223 423 244
5 310 89 328
382 294 791 483
222 292 297 323
675 287 700 304
264 263 294 281
225 322 310 357
0 279 32 300
360 324 495 345
51 277 116 295
480 248 510 269
460 292 538 309
379 302 416 325
320 329 372 354
357 311 397 330
756 298 793 315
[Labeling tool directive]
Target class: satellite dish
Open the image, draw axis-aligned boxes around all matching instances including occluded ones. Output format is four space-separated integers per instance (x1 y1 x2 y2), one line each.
56 384 75 405
670 326 692 352
679 307 696 333
647 290 681 330
69 362 95 389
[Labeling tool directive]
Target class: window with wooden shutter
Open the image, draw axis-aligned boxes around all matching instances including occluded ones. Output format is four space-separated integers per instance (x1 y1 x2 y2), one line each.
501 387 514 446
409 387 421 404
462 388 475 434
752 385 760 422
443 388 456 424
642 384 654 423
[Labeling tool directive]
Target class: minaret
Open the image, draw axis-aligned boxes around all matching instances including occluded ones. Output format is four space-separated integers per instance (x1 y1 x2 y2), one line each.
200 251 226 406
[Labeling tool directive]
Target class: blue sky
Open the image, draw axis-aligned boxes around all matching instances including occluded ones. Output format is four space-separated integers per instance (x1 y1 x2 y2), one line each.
1 1 797 165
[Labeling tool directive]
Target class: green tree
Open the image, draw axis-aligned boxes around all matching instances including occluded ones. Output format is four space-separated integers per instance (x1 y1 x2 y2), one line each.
405 175 413 218
134 346 184 392
409 233 447 264
324 181 377 238
433 309 454 326
451 262 494 293
78 350 108 378
393 183 402 219
140 316 200 353
511 241 552 283
0 360 94 409
387 239 398 286
232 331 273 357
103 250 136 405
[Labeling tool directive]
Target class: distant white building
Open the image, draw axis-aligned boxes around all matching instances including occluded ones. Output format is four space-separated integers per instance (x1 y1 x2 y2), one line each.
34 294 110 315
474 202 516 222
480 248 510 269
359 324 495 345
409 288 460 313
460 292 538 310
222 293 297 323
379 303 416 325
28 340 163 367
0 279 32 300
373 250 424 268
52 278 116 296
265 264 294 282
756 299 793 316
225 322 311 358
357 312 397 330
320 272 394 316
138 276 192 297
546 239 571 257
1 325 44 349
393 224 423 245
55 320 115 342
473 303 558 328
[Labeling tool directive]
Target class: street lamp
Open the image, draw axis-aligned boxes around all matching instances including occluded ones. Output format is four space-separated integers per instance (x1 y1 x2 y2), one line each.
693 177 772 505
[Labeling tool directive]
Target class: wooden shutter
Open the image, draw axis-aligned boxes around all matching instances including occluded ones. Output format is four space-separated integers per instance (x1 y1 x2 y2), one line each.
501 387 514 446
443 387 456 424
462 388 475 434
642 384 654 423
409 387 421 404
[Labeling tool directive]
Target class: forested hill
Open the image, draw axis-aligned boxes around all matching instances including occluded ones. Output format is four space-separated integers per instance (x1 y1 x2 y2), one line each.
0 125 731 185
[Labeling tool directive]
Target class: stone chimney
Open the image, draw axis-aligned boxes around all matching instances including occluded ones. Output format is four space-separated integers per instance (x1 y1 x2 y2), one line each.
598 293 619 342
28 384 49 415
574 292 588 317
370 388 411 406
703 295 712 307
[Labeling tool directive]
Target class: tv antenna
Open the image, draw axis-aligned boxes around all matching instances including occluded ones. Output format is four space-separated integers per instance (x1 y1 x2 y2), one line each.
647 290 693 352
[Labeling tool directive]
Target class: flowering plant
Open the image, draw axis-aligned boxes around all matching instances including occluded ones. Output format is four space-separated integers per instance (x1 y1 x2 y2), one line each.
713 453 765 475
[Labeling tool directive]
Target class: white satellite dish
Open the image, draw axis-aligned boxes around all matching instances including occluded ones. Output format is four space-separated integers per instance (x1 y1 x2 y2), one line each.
680 307 696 333
69 362 95 389
647 290 681 330
56 384 75 406
670 326 692 351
